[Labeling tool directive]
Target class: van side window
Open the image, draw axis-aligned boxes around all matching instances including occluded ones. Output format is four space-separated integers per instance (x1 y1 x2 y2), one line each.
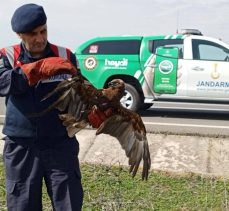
82 40 141 54
149 39 184 58
192 39 229 61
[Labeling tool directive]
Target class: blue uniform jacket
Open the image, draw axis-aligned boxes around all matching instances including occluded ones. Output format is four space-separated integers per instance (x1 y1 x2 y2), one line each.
0 42 77 142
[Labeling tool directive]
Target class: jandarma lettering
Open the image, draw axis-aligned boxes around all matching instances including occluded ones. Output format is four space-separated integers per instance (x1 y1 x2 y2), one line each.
197 81 229 87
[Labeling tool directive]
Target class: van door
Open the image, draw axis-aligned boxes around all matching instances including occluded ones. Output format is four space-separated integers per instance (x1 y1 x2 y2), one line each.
139 37 185 98
186 38 229 100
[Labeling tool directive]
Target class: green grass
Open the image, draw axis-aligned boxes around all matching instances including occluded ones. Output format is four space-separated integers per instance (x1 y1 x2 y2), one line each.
1 160 229 210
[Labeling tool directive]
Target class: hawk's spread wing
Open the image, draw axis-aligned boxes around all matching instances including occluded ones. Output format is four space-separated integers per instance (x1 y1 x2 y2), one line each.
96 108 151 180
38 76 100 124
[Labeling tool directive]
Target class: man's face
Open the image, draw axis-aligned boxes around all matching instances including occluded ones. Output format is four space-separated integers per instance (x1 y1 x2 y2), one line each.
18 24 48 57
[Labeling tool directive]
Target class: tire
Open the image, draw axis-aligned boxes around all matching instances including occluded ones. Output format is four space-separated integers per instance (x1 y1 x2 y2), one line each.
120 83 141 111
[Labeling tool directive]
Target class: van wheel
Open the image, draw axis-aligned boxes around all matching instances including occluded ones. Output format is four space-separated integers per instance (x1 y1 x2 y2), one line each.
120 83 141 111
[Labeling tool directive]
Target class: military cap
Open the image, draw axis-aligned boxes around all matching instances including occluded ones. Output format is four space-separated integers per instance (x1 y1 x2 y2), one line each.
11 3 47 33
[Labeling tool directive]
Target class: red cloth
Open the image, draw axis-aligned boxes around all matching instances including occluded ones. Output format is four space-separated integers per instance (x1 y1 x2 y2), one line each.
21 57 77 86
88 107 113 128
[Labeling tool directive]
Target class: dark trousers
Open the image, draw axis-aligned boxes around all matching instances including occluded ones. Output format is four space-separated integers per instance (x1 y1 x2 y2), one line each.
3 136 83 211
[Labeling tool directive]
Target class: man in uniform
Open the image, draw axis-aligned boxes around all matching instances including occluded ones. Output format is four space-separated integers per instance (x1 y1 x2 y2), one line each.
0 3 83 211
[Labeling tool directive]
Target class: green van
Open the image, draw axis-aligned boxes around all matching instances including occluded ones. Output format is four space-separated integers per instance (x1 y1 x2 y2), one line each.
75 29 229 111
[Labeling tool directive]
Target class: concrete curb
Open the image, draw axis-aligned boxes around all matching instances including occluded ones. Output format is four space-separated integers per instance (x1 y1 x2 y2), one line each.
76 129 229 177
1 125 229 177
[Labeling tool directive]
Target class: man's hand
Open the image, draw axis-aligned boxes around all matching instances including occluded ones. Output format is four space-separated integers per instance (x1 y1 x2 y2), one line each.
21 57 77 86
88 107 113 128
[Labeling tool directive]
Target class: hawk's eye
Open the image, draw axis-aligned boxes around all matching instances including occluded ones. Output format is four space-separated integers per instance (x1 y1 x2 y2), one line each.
108 81 115 87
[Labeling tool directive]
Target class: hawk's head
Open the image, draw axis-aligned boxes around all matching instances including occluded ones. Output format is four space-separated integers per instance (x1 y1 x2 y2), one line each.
107 79 125 101
108 79 125 90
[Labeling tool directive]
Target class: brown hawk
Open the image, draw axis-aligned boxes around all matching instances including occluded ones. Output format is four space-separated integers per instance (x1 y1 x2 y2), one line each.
39 74 151 180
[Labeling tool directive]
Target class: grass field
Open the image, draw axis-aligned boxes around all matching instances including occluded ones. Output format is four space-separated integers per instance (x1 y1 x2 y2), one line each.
1 160 229 210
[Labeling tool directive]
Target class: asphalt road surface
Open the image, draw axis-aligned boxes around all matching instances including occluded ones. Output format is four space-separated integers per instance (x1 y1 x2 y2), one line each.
0 97 228 136
140 104 229 136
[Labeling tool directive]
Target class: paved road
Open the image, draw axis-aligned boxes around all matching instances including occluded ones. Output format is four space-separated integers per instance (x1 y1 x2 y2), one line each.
140 107 229 136
1 97 229 135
